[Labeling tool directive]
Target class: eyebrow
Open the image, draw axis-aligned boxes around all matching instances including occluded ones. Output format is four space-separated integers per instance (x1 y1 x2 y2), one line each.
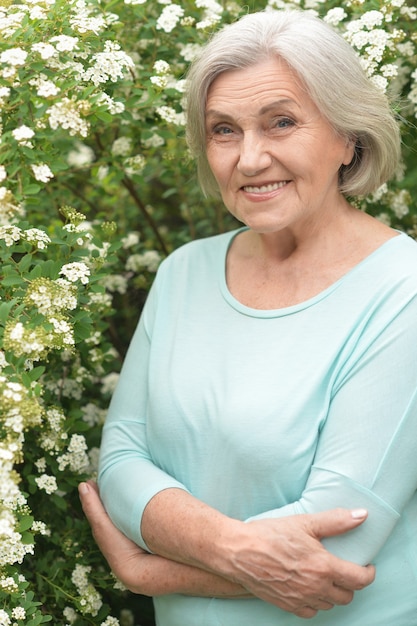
206 98 300 120
259 99 299 115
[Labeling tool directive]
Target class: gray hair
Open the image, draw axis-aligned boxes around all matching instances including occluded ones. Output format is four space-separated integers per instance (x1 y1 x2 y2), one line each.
185 10 401 198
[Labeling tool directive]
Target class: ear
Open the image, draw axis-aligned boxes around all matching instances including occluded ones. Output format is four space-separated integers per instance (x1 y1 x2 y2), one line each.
342 137 356 166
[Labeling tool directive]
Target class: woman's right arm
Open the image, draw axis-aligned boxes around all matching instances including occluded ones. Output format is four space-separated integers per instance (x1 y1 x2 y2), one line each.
79 481 250 599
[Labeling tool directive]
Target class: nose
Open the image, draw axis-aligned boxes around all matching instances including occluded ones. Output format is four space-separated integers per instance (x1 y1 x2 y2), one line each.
237 131 273 176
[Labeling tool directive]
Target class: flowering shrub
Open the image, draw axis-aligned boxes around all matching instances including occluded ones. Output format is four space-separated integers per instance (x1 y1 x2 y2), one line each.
0 0 415 624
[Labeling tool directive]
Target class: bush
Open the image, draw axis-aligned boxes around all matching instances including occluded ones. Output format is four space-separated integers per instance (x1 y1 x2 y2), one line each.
0 0 416 624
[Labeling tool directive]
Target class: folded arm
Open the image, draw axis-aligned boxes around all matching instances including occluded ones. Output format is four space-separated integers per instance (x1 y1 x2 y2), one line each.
79 481 251 599
246 298 417 565
97 301 374 616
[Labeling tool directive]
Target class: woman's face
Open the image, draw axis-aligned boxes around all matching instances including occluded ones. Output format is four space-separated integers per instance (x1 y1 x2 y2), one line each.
205 57 354 237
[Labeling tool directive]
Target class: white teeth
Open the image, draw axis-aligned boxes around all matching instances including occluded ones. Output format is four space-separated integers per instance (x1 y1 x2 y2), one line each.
243 181 288 193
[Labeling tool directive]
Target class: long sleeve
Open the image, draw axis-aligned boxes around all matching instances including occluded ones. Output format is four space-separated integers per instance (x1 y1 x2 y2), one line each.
98 274 191 549
247 292 417 565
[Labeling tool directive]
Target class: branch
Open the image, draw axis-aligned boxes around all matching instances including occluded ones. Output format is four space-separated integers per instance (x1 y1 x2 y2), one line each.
121 175 169 256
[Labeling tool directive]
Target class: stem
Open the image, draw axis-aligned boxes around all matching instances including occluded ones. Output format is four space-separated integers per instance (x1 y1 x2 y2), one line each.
37 572 79 604
121 175 169 257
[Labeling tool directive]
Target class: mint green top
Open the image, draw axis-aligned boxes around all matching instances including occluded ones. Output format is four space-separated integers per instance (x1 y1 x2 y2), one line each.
99 228 417 626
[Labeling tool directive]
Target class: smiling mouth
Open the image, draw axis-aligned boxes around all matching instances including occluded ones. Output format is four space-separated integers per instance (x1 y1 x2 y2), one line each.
242 181 288 193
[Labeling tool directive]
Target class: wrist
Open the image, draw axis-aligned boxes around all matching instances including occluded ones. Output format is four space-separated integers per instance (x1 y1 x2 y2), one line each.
207 517 251 582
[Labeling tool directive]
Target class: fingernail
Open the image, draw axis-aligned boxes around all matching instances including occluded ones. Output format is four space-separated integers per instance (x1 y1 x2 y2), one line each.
351 508 367 519
78 482 89 495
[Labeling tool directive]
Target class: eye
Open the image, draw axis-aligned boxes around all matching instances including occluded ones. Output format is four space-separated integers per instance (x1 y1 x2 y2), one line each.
207 123 237 143
274 117 295 130
213 125 234 135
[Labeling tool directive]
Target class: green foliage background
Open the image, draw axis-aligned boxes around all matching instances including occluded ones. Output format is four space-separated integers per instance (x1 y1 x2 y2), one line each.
0 0 416 624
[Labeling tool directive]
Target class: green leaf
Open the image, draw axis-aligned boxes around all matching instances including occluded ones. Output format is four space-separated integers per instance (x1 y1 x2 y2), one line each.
18 253 33 273
18 515 34 533
24 184 42 195
29 264 43 279
21 531 34 545
0 300 17 324
1 274 23 286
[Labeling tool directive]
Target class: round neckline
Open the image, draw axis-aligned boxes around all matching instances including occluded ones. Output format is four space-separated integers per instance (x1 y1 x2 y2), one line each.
219 227 405 319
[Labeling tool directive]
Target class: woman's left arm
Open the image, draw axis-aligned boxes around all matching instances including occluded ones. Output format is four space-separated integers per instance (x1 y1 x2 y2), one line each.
247 294 417 565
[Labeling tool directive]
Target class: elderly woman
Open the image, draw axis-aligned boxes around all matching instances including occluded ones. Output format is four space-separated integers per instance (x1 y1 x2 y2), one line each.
80 9 417 626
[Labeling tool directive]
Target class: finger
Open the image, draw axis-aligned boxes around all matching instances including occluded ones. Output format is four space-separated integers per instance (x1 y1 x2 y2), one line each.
78 481 108 527
333 563 376 591
323 584 354 606
307 508 368 541
78 480 126 550
293 606 319 619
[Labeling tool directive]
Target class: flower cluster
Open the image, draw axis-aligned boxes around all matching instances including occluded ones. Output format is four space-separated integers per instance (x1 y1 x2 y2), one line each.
71 564 103 617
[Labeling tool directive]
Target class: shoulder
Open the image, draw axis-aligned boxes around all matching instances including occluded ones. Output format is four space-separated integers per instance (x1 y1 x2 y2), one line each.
379 233 417 282
158 228 242 274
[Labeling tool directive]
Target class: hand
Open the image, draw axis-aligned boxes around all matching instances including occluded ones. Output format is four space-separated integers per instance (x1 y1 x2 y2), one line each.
222 509 376 618
78 480 155 594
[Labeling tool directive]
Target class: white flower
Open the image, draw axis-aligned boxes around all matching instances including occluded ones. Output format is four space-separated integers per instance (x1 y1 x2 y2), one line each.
100 617 120 626
101 273 128 293
156 4 184 32
124 154 145 175
156 105 178 124
31 163 54 183
0 10 26 38
32 42 56 60
50 35 79 52
82 403 106 427
12 125 35 142
96 92 125 114
63 607 78 624
360 10 384 29
324 7 347 25
124 0 146 3
47 98 90 137
0 609 11 625
0 47 27 66
67 142 95 168
35 474 58 494
0 351 6 369
97 165 109 181
69 0 107 35
35 457 47 472
380 63 398 79
125 250 161 272
60 262 90 284
58 434 89 473
101 372 120 395
71 564 103 617
179 43 202 62
142 132 164 148
195 0 223 29
150 75 168 89
11 607 26 620
24 228 51 249
153 59 170 74
370 74 388 92
121 232 140 248
0 166 6 182
32 520 50 536
0 86 11 99
391 189 410 219
111 136 132 156
82 41 134 86
0 225 22 246
30 75 60 98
